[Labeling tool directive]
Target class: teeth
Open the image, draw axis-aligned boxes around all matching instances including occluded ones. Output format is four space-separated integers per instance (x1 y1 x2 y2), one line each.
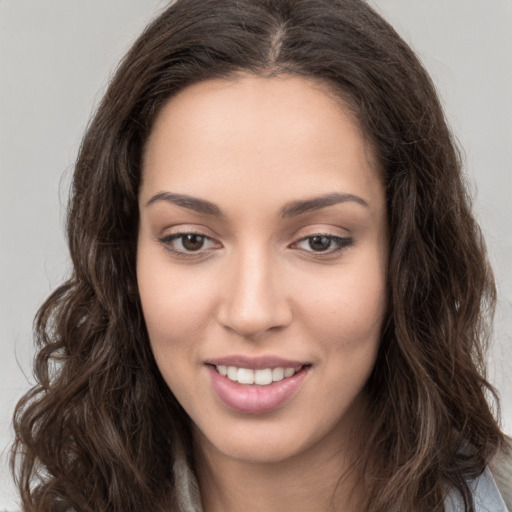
254 368 272 385
219 365 300 385
272 367 284 382
237 368 254 385
284 367 295 378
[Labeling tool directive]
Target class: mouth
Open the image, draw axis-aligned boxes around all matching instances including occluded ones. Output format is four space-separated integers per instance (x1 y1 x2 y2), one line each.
205 360 312 414
209 363 309 386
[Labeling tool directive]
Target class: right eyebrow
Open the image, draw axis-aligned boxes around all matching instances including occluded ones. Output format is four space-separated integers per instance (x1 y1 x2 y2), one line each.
145 192 225 217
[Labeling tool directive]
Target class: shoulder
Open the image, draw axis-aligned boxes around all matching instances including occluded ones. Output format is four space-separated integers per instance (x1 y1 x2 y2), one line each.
489 436 512 511
445 438 512 512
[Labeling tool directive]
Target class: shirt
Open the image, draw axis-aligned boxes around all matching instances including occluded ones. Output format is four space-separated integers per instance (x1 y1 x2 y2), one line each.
445 466 510 512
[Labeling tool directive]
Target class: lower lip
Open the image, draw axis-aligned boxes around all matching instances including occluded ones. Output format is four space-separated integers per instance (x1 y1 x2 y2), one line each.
207 365 309 414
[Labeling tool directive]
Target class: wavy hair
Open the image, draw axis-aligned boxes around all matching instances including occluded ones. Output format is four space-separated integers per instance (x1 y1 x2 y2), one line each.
12 0 505 510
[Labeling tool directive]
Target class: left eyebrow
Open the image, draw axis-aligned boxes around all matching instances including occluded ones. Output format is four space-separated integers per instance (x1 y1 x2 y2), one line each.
279 193 369 218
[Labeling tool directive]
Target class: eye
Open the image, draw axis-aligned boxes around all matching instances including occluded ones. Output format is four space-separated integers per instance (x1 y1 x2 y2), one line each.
293 234 353 254
159 232 220 257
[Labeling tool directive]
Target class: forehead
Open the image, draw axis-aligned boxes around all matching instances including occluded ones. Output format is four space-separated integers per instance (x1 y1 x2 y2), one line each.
141 74 382 211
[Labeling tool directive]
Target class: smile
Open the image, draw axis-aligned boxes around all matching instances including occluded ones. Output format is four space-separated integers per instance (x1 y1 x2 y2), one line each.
206 361 311 414
215 365 301 385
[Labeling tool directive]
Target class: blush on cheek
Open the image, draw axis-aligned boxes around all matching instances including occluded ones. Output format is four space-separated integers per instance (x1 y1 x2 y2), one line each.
139 275 208 341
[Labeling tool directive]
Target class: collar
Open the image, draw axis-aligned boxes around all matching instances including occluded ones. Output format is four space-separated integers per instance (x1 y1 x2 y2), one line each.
445 466 510 512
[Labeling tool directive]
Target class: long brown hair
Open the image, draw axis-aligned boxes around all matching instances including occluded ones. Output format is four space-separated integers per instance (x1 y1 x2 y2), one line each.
11 1 505 510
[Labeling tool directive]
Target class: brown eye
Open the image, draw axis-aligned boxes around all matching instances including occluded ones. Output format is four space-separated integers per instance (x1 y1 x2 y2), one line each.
181 233 205 251
294 234 353 255
308 235 332 252
159 231 221 257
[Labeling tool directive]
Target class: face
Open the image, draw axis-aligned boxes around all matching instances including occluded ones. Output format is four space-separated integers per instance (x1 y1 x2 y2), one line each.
137 74 388 465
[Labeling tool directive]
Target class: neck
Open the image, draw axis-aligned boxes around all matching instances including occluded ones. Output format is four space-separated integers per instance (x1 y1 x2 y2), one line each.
193 415 367 512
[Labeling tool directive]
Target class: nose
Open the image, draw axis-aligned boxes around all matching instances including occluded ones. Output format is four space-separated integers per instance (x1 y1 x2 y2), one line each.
216 246 293 340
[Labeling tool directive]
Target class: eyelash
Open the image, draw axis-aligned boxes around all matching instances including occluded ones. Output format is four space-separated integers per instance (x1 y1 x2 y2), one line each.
158 231 353 259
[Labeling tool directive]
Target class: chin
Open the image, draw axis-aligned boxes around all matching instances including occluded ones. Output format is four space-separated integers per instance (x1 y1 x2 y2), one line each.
192 405 357 467
198 428 308 464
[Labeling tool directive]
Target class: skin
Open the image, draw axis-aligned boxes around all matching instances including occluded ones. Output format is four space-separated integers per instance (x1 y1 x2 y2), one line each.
137 74 389 512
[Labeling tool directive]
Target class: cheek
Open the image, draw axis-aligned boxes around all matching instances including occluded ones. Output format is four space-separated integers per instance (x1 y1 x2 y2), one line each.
137 261 208 402
136 246 212 368
138 245 210 329
297 258 387 349
312 272 385 406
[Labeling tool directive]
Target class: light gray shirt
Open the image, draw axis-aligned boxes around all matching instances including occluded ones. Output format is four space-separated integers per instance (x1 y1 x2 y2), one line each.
445 467 509 512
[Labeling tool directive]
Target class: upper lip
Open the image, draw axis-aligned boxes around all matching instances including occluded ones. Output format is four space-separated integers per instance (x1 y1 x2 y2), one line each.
205 355 310 370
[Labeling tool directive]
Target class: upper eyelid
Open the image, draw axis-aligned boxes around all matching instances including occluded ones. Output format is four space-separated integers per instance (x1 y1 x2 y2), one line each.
295 231 349 241
160 230 214 240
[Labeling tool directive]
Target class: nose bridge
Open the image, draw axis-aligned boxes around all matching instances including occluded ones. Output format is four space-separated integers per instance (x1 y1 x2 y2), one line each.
218 242 291 338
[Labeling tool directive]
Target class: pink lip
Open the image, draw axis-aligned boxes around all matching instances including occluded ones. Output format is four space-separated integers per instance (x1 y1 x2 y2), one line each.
206 364 310 414
205 355 307 370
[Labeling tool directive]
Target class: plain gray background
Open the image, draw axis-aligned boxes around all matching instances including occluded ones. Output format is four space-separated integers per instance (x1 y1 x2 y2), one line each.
1 1 511 509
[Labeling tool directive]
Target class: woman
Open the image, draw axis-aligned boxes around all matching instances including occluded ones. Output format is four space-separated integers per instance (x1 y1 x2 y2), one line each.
11 0 511 511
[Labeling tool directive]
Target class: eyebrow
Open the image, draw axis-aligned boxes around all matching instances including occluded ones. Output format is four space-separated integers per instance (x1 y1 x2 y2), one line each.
280 192 368 218
145 191 369 218
146 192 224 216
